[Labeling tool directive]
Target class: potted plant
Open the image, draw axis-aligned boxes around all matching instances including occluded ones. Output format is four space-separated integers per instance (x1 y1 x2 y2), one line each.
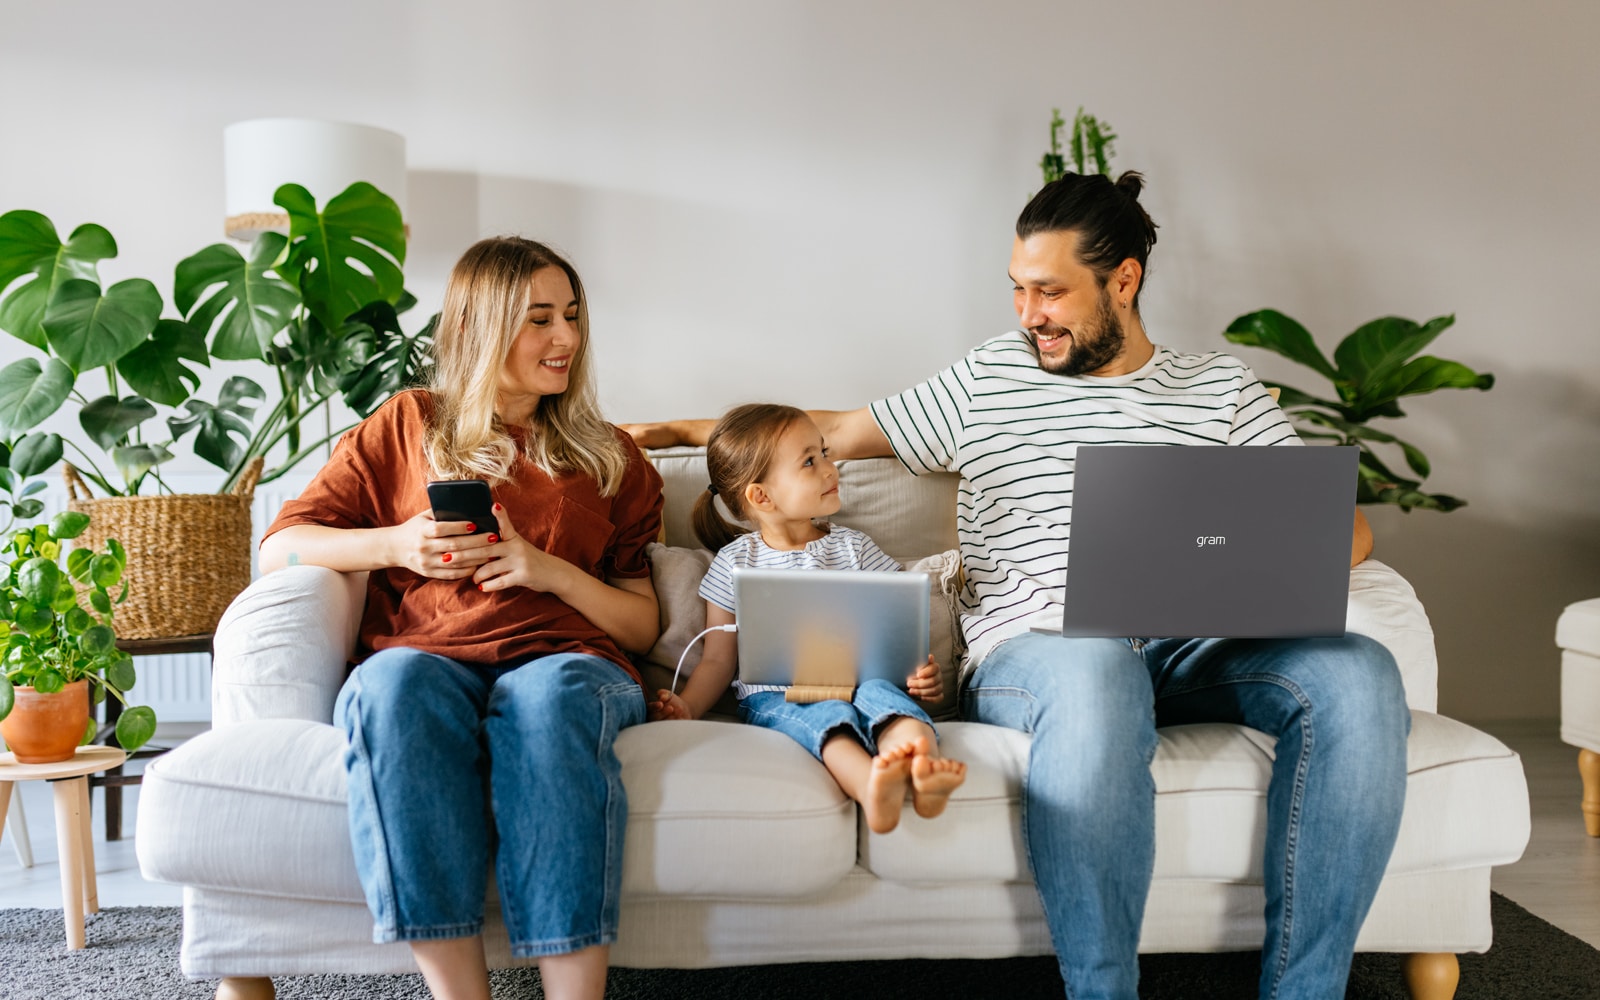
1224 310 1495 511
0 181 429 497
0 510 154 763
1040 105 1118 184
0 182 433 637
0 431 57 534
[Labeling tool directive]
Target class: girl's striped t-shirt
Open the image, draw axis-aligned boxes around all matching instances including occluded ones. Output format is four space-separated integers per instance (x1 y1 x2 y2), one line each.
869 330 1299 677
700 524 902 697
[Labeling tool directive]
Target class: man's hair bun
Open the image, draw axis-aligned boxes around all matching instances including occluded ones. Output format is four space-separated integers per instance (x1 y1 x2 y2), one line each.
1114 170 1146 201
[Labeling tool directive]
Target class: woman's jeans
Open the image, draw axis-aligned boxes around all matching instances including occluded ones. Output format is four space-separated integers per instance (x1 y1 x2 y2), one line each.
963 632 1410 1000
333 648 646 958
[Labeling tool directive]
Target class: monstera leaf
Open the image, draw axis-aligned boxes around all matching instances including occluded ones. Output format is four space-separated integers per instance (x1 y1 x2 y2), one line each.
275 182 406 332
0 357 74 432
338 305 435 418
116 319 209 407
79 395 158 451
41 277 163 373
168 376 266 471
0 211 117 350
8 432 63 479
174 233 300 361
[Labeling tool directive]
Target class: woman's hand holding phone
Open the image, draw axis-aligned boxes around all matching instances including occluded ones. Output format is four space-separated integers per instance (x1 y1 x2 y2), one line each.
389 510 501 580
470 504 573 595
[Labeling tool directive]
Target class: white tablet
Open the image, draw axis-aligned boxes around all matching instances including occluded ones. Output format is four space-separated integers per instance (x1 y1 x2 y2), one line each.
731 569 930 689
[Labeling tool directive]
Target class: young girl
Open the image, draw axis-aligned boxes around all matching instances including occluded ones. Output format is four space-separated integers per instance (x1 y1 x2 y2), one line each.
648 403 965 834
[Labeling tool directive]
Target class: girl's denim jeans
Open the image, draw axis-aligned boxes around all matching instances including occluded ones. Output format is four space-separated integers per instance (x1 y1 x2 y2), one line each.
737 677 936 760
334 647 646 958
962 631 1409 1000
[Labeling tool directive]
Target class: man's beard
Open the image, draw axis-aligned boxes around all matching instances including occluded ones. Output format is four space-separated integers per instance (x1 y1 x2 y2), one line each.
1033 289 1125 376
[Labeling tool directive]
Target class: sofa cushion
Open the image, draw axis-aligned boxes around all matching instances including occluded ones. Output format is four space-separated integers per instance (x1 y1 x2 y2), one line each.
857 714 1530 885
138 717 858 904
142 713 1527 907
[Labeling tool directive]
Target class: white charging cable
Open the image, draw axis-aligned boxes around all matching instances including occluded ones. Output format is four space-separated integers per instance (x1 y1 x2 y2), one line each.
671 623 738 696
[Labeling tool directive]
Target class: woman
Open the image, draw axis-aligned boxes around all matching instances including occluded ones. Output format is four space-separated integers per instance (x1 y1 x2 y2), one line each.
260 237 663 1000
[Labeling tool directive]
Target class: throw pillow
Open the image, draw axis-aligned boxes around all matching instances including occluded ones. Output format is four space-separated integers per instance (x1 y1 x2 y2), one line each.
644 541 715 673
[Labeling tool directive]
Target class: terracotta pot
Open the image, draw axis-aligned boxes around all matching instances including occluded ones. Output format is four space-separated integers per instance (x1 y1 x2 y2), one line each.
0 679 91 764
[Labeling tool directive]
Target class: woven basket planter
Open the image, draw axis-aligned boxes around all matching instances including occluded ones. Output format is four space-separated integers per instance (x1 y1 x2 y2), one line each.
63 458 263 640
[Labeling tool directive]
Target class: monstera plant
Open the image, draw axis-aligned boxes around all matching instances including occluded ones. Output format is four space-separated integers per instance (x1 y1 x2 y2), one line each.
0 182 434 496
1224 310 1494 512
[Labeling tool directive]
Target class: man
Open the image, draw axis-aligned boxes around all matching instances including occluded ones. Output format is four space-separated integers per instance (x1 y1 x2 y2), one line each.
630 171 1409 1000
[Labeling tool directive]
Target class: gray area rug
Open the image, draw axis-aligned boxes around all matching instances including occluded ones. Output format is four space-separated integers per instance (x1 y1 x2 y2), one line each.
2 894 1595 999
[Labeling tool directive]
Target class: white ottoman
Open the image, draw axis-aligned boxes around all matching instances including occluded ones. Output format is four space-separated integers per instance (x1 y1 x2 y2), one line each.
1558 598 1600 835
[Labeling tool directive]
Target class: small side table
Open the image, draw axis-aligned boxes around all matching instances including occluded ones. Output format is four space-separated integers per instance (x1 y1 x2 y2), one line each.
96 633 214 841
0 745 127 949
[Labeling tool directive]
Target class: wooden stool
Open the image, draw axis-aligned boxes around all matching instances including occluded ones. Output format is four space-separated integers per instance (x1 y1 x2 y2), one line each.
0 745 127 949
95 633 214 841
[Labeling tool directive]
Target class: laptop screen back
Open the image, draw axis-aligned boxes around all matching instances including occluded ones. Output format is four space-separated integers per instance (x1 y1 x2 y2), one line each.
1060 445 1358 639
733 569 930 688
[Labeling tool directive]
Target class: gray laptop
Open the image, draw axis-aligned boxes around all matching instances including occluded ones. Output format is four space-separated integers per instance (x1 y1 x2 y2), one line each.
733 569 930 689
1056 445 1358 638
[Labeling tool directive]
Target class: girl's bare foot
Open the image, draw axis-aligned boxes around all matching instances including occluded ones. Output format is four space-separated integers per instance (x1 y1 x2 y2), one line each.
911 752 967 819
863 743 916 833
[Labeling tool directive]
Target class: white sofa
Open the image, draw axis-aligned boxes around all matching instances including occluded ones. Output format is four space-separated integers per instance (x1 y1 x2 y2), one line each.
137 449 1532 1000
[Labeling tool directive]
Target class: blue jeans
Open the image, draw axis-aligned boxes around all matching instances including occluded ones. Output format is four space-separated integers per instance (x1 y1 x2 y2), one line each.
738 678 935 760
333 648 645 958
962 631 1409 1000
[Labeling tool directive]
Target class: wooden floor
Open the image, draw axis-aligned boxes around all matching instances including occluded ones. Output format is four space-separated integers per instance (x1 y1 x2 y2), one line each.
2 720 1598 947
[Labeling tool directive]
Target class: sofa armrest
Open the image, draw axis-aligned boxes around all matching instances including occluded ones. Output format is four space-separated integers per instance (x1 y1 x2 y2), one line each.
211 566 367 727
1348 558 1438 713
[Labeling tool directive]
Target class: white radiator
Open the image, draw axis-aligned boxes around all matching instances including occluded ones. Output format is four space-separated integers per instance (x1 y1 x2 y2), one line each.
25 469 313 723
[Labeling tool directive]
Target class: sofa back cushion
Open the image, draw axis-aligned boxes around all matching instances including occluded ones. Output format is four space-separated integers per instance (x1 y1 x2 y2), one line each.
645 446 958 565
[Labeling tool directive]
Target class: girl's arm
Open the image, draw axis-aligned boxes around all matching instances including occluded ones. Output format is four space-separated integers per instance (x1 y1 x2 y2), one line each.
654 602 738 720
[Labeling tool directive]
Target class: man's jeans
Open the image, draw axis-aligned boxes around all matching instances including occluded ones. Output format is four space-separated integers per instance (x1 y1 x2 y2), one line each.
962 632 1410 1000
334 648 646 958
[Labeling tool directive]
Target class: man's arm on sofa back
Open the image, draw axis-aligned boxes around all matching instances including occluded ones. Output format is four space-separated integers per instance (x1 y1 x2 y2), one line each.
212 566 366 727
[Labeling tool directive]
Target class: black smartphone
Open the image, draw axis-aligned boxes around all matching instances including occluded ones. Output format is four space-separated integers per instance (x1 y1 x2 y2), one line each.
425 479 498 536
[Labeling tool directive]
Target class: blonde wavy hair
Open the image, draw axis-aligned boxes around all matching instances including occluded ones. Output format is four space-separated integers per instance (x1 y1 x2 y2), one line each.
423 237 627 495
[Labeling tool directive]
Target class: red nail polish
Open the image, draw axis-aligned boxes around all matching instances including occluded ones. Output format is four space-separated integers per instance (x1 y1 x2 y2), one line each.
487 534 499 544
492 503 502 511
442 552 452 563
467 523 476 533
477 583 485 591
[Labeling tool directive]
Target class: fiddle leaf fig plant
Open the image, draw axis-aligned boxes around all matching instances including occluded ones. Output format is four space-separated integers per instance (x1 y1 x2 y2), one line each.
0 510 156 751
1224 310 1495 512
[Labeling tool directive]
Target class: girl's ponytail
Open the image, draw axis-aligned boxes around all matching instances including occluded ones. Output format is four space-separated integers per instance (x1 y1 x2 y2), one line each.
692 486 744 552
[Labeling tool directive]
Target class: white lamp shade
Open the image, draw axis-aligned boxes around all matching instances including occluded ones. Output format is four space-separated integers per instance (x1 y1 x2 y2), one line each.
223 118 406 240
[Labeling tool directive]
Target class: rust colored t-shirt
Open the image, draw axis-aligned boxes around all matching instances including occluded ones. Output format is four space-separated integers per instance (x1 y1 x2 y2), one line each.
264 390 663 683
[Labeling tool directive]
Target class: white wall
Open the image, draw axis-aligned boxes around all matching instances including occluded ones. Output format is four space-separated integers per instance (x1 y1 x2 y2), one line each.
2 0 1597 721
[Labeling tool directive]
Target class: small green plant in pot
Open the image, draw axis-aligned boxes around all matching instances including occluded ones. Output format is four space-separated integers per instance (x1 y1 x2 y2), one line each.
1224 310 1495 511
0 510 154 763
